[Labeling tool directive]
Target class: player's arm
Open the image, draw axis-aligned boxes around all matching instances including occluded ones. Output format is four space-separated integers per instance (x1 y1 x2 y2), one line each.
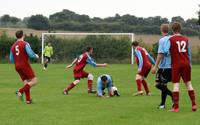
152 54 163 74
86 56 107 67
188 42 192 66
152 40 164 74
135 50 143 72
147 53 155 65
25 43 39 59
107 78 113 97
65 58 78 70
9 49 14 63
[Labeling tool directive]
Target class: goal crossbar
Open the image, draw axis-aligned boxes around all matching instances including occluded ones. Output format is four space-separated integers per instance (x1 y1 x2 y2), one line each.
41 32 135 64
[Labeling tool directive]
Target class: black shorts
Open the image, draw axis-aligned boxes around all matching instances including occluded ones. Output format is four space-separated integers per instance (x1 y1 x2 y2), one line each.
156 68 171 84
44 56 51 62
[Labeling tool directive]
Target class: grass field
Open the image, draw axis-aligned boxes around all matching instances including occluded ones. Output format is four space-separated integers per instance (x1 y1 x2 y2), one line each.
0 64 200 125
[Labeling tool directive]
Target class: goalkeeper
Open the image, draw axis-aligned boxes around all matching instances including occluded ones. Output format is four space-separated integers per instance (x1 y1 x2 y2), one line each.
43 43 53 70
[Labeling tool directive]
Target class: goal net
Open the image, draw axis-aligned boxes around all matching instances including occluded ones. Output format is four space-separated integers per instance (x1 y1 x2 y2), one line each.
41 33 135 64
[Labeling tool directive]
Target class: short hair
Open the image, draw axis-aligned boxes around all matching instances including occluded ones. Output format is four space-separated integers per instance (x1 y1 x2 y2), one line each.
171 22 182 33
160 24 169 33
15 30 23 39
101 75 108 82
131 41 139 47
86 46 93 52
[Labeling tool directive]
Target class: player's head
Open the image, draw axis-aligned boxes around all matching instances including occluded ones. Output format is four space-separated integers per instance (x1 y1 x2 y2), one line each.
48 43 51 46
15 30 24 39
171 22 182 34
86 46 93 54
131 41 139 48
160 24 169 35
101 75 108 84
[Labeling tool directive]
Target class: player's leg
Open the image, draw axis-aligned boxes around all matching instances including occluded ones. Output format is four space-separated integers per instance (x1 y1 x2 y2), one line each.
63 79 80 95
141 67 151 95
170 67 181 112
171 83 180 112
80 71 96 93
182 66 197 111
155 69 166 108
15 69 29 101
23 77 37 104
185 81 197 111
157 69 173 108
43 57 49 70
133 74 143 96
87 73 96 93
165 69 173 99
142 79 150 95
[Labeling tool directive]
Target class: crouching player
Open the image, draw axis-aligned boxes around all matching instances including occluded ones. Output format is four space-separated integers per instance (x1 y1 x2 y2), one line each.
63 47 107 95
97 74 120 97
132 41 155 96
10 30 39 104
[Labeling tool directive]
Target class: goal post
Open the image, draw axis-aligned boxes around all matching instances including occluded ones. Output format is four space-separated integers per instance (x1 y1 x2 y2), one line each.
41 32 135 64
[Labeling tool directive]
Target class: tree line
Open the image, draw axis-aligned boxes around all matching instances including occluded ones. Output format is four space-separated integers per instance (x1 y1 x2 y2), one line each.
0 9 199 36
1 31 200 64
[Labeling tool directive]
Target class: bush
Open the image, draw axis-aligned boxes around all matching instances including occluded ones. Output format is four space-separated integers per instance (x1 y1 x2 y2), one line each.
44 35 131 63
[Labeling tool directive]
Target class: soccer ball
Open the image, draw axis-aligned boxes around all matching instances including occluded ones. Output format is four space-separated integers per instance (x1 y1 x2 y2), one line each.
111 86 118 92
111 86 120 96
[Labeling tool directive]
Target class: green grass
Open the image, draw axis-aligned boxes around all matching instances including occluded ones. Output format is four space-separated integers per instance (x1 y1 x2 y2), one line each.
0 64 200 125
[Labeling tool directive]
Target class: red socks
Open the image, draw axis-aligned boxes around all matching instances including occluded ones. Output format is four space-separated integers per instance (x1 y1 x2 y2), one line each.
88 80 93 91
19 84 31 101
188 90 196 106
19 84 30 94
142 80 150 94
172 90 196 109
66 83 76 91
25 88 31 101
172 91 179 109
136 79 142 91
136 79 150 94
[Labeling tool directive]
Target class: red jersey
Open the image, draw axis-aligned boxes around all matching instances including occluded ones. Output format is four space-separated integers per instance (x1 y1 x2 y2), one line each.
73 52 89 72
135 46 152 68
11 41 30 68
169 34 190 67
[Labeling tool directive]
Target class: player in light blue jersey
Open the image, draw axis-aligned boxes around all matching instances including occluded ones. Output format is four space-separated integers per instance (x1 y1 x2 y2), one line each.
152 24 172 109
97 74 120 97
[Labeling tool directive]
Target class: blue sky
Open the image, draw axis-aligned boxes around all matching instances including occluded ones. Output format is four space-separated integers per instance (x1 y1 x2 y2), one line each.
0 0 199 20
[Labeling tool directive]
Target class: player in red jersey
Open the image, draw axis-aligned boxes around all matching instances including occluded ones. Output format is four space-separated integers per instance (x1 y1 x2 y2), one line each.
132 41 155 96
63 47 107 95
9 30 39 104
164 22 197 112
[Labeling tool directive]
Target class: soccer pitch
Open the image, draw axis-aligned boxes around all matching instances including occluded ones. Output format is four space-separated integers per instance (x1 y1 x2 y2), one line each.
0 64 199 125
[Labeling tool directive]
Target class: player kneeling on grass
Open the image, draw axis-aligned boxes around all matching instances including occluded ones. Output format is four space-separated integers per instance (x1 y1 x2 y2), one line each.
9 30 39 104
132 41 155 96
97 74 120 97
63 47 107 95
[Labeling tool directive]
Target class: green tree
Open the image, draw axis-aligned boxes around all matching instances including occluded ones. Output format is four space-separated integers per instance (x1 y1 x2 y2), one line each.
27 14 49 30
0 14 21 25
171 16 185 24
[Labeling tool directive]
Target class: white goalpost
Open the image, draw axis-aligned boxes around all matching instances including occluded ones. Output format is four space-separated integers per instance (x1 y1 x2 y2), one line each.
41 32 135 64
